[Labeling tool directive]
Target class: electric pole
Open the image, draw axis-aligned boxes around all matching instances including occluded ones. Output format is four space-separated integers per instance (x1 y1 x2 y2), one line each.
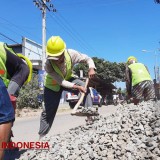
42 0 46 70
33 0 56 70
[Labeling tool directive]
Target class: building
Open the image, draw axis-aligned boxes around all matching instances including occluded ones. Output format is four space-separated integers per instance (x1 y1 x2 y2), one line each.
10 37 43 71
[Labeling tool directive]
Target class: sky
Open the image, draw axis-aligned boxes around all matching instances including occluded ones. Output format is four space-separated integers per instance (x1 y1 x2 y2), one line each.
0 0 160 89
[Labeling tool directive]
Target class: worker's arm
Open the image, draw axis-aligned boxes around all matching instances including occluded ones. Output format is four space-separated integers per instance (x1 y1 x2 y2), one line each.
68 49 96 78
5 49 29 97
68 49 96 68
45 59 87 93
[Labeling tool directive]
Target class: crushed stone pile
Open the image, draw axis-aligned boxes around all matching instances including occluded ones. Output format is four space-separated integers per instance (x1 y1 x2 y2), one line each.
18 100 160 160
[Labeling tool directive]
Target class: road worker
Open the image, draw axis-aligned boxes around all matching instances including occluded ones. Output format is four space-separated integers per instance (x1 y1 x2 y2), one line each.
38 36 96 138
0 42 31 160
125 56 155 105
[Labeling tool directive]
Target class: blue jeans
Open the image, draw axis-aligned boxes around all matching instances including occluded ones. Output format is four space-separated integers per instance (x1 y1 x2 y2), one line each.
0 78 14 124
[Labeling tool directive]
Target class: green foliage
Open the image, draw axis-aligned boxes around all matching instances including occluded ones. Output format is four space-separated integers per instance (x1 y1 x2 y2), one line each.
117 87 122 94
17 73 41 109
73 63 88 77
73 57 126 83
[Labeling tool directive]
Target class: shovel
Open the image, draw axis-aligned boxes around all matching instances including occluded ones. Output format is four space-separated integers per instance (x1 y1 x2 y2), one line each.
71 78 89 115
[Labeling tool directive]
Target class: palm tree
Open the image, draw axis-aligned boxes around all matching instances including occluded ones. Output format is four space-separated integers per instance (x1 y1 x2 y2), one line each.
155 0 160 3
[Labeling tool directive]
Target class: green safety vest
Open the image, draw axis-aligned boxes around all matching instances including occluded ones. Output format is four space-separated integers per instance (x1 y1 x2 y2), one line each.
128 63 152 86
44 50 73 92
0 42 16 87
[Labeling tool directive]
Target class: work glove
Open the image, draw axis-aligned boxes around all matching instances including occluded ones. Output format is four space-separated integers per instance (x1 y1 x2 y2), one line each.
9 95 17 112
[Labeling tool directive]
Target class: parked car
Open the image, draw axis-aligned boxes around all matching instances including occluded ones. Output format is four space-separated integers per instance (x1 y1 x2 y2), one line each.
66 87 103 109
66 91 79 109
89 87 103 107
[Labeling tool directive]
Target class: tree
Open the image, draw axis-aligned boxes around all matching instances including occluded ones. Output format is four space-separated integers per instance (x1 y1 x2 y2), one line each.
73 57 126 83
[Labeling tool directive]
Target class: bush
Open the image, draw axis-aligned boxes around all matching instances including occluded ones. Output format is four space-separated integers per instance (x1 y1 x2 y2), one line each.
17 73 42 109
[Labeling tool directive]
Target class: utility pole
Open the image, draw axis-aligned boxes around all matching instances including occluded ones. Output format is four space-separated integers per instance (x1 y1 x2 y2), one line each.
42 0 46 70
33 0 56 70
142 49 159 82
33 0 57 100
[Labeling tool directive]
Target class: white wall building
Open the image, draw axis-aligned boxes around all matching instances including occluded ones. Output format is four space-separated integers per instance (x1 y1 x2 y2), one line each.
22 37 43 70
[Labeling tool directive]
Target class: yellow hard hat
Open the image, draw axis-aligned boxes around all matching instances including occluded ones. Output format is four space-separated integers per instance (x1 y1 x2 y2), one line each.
127 56 137 63
46 36 66 57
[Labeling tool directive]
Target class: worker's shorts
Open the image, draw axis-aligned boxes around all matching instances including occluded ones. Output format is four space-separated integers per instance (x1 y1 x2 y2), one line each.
132 80 155 101
0 78 15 124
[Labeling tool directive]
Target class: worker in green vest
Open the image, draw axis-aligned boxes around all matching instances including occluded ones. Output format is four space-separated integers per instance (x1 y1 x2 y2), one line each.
0 42 31 159
125 56 155 105
38 36 96 138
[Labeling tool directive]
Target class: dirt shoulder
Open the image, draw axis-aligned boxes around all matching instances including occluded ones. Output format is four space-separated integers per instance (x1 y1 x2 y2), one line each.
15 103 72 120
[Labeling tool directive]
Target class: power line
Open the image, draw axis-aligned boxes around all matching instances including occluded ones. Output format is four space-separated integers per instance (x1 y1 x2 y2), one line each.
46 0 136 55
33 0 57 70
0 32 19 44
57 12 98 55
33 0 99 66
0 16 42 42
47 14 92 53
0 32 41 56
47 11 98 56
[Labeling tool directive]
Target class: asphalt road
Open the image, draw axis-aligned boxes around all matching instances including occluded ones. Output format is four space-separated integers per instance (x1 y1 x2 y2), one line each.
12 104 117 143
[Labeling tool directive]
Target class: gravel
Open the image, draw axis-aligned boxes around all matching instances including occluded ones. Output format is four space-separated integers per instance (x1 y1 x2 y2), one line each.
7 100 160 160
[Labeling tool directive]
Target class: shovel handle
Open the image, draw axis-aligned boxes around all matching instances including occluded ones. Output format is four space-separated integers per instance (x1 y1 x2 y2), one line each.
71 78 89 115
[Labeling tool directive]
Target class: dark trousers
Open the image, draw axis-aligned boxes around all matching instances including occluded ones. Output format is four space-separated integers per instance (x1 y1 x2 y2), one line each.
38 78 92 136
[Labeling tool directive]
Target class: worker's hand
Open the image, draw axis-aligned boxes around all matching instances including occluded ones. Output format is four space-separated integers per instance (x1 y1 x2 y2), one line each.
78 86 87 93
9 95 17 111
88 68 96 79
73 85 86 93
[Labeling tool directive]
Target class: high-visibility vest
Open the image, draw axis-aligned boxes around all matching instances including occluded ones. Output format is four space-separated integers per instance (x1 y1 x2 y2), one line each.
0 42 15 87
128 63 152 86
44 50 73 92
0 43 32 86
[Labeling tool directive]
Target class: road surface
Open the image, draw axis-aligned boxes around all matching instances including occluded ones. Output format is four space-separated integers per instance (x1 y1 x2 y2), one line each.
12 104 117 142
